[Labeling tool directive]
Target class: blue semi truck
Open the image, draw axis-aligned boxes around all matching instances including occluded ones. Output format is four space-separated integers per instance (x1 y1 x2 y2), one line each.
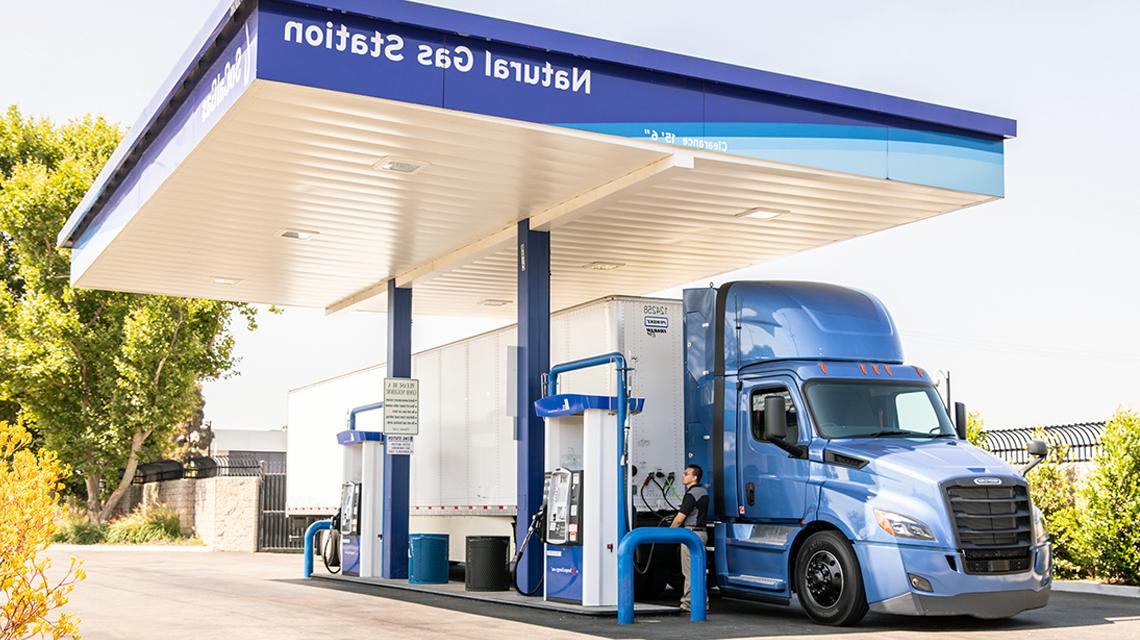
666 281 1051 625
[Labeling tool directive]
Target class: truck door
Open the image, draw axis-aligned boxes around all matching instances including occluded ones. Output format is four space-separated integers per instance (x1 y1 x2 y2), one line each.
737 378 810 521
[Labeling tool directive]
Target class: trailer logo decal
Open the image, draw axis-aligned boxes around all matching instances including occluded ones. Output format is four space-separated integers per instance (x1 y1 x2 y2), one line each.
973 477 1002 485
644 314 669 337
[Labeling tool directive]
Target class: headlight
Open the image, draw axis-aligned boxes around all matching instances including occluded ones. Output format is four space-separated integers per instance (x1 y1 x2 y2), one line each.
1031 505 1048 545
874 509 935 540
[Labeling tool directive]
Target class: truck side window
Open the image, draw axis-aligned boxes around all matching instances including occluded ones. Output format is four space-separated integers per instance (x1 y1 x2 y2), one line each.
895 390 940 432
750 388 799 444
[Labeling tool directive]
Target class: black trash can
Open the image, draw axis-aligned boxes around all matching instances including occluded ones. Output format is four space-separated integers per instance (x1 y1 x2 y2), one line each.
465 535 511 591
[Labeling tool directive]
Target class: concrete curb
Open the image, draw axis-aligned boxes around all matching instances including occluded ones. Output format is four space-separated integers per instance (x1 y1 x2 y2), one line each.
1054 580 1140 598
48 544 213 553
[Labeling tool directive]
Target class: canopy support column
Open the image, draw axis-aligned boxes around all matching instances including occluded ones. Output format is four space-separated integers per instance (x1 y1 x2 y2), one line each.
382 278 411 579
515 219 550 595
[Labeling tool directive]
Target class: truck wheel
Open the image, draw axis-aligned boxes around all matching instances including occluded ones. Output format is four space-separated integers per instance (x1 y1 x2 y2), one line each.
794 531 868 626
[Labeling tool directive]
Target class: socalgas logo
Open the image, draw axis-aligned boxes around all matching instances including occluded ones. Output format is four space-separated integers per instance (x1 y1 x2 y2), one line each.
199 23 255 123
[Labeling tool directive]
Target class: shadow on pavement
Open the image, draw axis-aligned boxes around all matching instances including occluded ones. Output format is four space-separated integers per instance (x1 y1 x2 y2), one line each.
280 576 1132 639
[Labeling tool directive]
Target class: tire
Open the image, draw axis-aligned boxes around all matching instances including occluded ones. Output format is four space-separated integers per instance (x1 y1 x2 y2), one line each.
794 531 869 626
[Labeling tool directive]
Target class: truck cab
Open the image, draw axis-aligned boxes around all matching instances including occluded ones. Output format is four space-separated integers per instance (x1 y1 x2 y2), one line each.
683 282 1051 625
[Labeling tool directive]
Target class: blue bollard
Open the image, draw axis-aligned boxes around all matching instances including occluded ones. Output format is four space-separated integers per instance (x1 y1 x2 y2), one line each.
617 527 706 624
304 519 333 578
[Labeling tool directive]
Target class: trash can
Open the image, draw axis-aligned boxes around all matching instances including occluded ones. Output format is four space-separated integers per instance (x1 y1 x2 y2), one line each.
408 533 450 584
465 535 511 591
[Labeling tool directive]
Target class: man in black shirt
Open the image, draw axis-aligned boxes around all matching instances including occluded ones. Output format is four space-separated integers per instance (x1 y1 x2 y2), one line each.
670 464 708 611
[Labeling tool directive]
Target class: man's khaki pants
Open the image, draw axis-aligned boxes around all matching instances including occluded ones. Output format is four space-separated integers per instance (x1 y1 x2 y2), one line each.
679 529 708 609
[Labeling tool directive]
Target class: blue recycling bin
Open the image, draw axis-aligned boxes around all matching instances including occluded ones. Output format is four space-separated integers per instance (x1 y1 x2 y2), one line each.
408 533 450 584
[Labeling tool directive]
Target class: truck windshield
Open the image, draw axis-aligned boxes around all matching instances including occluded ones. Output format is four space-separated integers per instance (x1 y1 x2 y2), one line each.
804 381 955 439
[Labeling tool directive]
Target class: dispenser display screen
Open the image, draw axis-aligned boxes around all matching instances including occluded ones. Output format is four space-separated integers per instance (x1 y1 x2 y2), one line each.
544 468 583 546
339 482 361 536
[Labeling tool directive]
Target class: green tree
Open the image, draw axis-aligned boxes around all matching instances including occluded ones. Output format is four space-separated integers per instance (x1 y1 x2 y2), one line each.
166 384 212 462
0 106 256 522
1081 407 1140 584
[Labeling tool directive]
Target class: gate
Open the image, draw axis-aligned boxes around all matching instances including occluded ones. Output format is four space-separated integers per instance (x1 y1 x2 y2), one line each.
259 471 291 551
256 456 301 552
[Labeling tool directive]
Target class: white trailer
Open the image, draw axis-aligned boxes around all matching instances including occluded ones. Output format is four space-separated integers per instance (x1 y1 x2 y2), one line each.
286 296 686 560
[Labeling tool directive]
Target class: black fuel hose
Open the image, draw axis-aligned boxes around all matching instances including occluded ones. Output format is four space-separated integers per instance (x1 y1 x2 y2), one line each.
651 476 680 511
321 527 342 575
633 514 674 575
511 505 546 596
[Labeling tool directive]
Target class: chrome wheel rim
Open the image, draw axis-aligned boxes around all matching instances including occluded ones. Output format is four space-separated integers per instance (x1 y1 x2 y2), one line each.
804 550 844 609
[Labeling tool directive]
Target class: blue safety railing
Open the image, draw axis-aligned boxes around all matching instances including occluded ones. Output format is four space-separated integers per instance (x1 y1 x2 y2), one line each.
546 352 631 542
303 519 332 577
617 527 706 624
347 401 384 430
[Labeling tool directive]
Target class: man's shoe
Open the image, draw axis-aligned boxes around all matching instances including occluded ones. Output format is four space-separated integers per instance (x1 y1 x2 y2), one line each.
679 603 691 612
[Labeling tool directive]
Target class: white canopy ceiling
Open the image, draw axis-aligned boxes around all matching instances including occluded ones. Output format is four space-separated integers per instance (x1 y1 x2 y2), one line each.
73 79 992 317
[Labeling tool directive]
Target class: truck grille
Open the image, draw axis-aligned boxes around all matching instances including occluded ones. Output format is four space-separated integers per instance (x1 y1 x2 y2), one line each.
943 479 1032 575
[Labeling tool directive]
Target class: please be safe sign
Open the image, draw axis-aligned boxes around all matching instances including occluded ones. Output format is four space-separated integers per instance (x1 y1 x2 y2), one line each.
383 377 419 436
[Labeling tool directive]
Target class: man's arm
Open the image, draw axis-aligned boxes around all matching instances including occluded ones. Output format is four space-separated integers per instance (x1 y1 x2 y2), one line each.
671 492 695 528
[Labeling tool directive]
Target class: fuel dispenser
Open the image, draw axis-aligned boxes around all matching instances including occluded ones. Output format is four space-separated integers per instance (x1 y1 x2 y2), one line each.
535 391 643 606
335 428 385 577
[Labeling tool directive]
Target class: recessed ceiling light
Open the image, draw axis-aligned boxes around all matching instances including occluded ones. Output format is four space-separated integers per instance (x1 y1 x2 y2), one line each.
737 207 789 220
279 228 319 241
584 261 625 271
478 299 512 307
213 277 242 285
371 156 430 175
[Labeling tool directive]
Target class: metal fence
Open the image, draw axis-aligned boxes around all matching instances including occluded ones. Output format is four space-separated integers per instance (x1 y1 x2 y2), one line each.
982 422 1105 464
185 455 264 478
131 455 264 484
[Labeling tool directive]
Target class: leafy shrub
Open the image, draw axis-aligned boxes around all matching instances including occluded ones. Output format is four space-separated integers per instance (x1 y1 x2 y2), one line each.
104 504 182 544
966 411 988 449
1 420 84 638
1025 434 1089 578
52 516 107 545
1080 408 1140 584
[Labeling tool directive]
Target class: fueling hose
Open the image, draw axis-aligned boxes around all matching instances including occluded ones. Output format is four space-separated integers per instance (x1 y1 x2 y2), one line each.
321 527 342 574
511 504 547 597
320 511 343 574
634 502 673 575
651 475 680 511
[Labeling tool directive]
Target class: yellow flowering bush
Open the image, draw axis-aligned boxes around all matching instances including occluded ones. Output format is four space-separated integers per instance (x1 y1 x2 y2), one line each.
0 421 84 639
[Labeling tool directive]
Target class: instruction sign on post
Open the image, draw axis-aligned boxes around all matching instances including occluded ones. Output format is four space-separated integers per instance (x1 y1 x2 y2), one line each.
385 435 414 456
383 377 420 435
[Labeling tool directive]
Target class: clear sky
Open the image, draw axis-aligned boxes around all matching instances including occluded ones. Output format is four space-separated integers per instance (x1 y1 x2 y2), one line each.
3 0 1137 430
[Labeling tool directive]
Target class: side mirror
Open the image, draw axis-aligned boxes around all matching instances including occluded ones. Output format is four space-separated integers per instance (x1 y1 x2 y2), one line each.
954 402 968 440
764 395 787 441
1021 440 1049 476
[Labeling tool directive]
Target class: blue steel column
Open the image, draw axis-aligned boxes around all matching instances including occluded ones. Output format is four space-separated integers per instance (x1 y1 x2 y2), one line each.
383 278 412 579
516 219 550 594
